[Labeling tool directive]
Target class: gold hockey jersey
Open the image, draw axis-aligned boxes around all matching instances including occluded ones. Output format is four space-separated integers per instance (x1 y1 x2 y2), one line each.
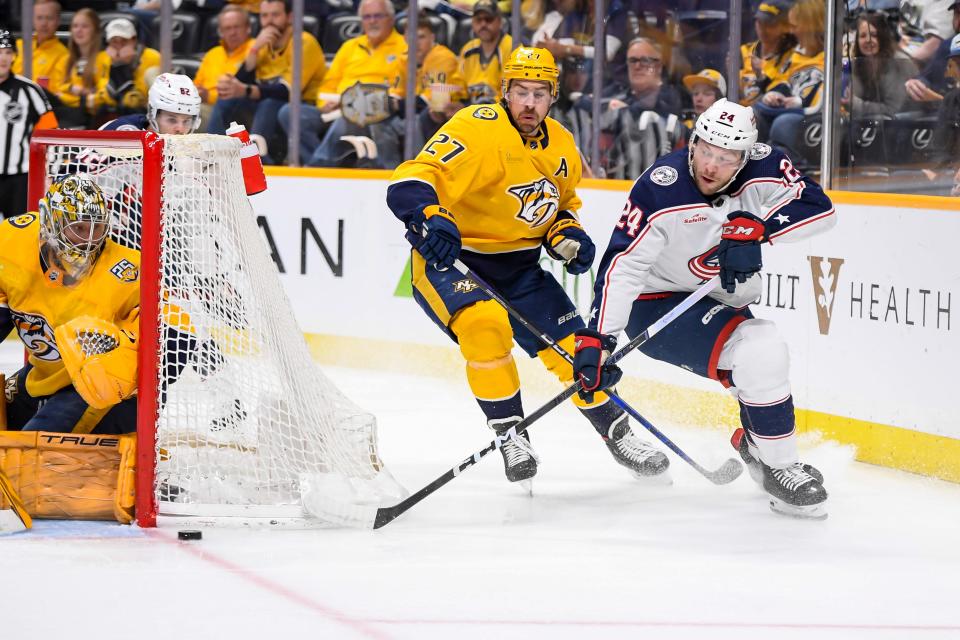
390 102 583 254
0 214 140 398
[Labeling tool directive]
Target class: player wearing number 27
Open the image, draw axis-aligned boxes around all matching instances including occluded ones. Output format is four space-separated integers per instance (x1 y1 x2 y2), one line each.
0 174 139 434
573 98 836 519
387 47 670 485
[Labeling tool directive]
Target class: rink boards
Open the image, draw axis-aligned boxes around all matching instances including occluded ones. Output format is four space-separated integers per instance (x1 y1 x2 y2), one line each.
251 168 960 482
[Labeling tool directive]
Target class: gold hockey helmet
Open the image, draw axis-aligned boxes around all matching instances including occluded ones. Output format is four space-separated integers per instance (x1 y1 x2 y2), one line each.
39 174 110 281
501 47 560 99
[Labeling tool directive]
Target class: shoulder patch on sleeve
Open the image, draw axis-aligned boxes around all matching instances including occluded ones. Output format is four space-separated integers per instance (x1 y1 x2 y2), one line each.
649 165 678 186
6 213 37 229
110 258 139 283
472 106 498 120
749 143 772 160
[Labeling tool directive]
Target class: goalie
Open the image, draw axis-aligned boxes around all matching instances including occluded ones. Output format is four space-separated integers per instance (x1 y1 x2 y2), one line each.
0 174 140 434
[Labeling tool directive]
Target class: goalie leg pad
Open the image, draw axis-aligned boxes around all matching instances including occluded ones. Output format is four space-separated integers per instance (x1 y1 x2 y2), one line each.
451 300 521 405
537 334 610 409
0 467 32 533
0 431 136 523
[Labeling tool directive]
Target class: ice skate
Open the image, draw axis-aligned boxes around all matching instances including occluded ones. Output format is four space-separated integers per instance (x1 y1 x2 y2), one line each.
763 462 828 520
731 428 823 485
489 417 539 487
604 416 670 481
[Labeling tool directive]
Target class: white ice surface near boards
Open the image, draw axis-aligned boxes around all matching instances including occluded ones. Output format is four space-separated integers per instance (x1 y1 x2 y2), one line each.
2 340 959 639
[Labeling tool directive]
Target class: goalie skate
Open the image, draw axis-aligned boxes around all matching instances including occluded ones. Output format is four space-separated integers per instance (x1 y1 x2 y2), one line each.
604 416 670 481
489 417 539 486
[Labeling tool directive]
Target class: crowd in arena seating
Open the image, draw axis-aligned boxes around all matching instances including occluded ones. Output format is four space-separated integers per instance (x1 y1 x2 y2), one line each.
2 0 959 195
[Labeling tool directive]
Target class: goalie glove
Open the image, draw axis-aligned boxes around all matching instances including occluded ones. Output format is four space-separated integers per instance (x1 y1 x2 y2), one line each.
55 315 138 410
543 212 596 275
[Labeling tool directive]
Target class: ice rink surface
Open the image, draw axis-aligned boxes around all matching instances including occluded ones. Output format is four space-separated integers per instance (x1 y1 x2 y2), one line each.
3 341 960 640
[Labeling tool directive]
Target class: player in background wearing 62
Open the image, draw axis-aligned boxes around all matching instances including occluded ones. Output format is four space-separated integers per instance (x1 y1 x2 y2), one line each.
387 47 670 486
573 99 836 519
101 72 201 134
0 175 139 434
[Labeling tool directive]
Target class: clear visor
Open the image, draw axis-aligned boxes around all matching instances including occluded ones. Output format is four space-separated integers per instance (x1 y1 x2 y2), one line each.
504 85 554 106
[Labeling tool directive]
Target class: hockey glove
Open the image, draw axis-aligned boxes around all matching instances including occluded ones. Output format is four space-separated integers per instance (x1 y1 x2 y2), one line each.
573 329 622 403
543 213 596 275
407 205 462 270
717 210 766 294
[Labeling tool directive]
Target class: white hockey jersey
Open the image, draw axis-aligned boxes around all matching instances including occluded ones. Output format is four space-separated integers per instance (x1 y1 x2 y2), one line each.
590 143 836 336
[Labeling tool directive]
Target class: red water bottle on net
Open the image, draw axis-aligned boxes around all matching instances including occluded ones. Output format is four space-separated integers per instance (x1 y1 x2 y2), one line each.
226 121 267 195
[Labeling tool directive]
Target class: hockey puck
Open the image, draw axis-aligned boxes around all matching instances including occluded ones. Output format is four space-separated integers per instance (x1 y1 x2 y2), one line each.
178 530 202 541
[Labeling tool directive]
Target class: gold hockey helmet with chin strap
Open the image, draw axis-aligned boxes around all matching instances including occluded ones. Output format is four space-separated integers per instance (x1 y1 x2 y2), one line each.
501 46 560 99
38 174 110 283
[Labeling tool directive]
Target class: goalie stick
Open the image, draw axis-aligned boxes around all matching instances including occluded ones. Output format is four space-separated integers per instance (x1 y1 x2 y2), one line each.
370 274 721 529
450 260 742 486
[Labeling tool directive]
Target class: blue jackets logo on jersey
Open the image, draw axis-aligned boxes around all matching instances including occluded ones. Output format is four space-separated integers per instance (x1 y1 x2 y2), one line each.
508 178 560 228
11 310 60 361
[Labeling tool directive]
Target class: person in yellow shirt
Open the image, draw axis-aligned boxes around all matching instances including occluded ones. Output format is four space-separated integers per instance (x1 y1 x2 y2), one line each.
12 0 69 93
386 47 669 486
739 0 795 107
208 0 326 164
279 0 406 168
0 175 140 434
459 0 513 105
51 9 111 128
409 15 467 146
193 5 254 132
95 18 161 115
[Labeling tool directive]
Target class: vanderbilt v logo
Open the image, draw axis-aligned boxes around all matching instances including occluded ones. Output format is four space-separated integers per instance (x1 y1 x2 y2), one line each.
808 256 844 335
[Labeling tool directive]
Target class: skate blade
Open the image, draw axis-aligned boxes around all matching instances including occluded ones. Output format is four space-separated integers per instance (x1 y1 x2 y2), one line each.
518 479 534 496
769 497 828 520
630 469 673 486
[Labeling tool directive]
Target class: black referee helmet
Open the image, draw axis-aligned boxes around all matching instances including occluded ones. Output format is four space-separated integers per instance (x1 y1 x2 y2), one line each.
0 29 15 50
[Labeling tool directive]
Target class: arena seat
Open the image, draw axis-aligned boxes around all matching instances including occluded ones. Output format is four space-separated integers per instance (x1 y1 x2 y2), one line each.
322 14 362 53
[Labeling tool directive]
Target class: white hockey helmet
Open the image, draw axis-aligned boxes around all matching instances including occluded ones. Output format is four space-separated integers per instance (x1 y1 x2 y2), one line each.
147 72 202 133
688 98 759 190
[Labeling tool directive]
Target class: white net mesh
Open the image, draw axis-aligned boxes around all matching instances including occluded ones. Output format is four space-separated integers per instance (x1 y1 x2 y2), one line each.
41 134 404 525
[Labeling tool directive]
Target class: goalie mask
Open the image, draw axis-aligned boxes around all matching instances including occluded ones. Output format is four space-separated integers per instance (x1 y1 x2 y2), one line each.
688 98 759 192
148 72 202 133
39 174 110 282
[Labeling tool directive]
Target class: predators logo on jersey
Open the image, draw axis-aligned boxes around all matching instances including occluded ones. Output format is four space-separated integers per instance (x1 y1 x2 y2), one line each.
110 259 139 283
508 178 560 228
11 310 60 361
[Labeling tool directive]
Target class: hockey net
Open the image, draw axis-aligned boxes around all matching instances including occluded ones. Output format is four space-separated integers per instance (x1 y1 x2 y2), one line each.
28 131 405 527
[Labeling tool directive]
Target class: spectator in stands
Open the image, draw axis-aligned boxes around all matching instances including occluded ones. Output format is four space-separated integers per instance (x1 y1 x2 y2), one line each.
899 0 957 66
0 30 58 219
922 34 960 186
904 1 960 106
683 68 726 123
207 0 326 164
739 0 796 107
574 37 683 178
51 9 111 128
753 0 825 169
460 0 513 104
532 0 627 73
844 11 916 117
278 0 405 168
12 0 68 93
550 56 593 155
194 5 254 132
410 15 466 145
95 18 161 117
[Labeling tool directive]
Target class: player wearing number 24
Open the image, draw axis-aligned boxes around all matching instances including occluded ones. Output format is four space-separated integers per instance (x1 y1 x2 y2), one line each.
0 174 140 434
574 98 837 519
387 47 671 486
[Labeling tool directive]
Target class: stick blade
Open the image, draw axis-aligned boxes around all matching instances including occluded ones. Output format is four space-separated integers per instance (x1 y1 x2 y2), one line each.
704 458 744 485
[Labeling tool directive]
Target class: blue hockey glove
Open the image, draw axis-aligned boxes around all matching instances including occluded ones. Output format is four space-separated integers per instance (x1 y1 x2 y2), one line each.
573 329 622 403
717 210 765 294
543 214 596 275
407 205 461 270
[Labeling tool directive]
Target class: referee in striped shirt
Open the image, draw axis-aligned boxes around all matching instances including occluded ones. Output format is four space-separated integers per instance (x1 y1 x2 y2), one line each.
0 29 58 219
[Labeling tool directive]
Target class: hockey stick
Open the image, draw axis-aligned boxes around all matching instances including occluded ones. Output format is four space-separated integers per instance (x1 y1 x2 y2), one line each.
371 274 721 529
450 260 742 486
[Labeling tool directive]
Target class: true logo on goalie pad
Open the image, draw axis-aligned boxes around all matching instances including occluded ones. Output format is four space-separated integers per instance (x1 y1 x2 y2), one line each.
11 310 59 361
110 259 139 283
